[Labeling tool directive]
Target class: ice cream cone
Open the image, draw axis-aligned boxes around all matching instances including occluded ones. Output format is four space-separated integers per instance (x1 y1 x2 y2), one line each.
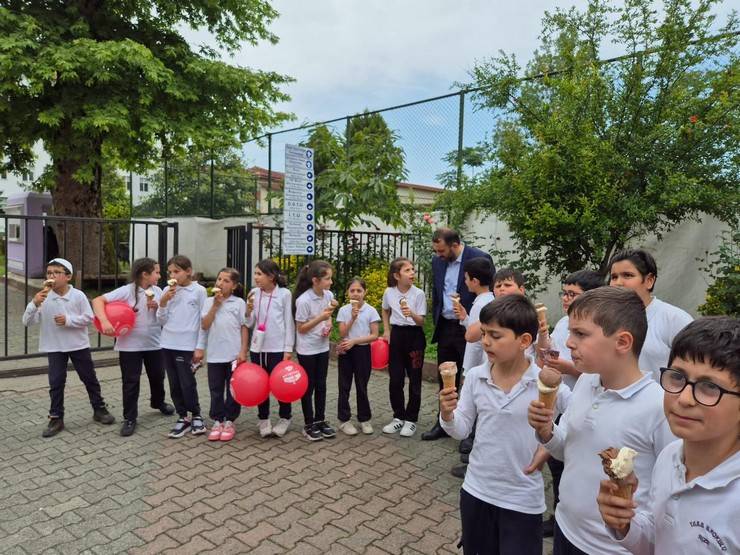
537 366 561 409
439 361 457 389
612 479 634 500
212 287 221 294
599 447 637 501
167 279 177 287
43 279 55 289
350 299 359 307
144 289 154 298
535 303 548 326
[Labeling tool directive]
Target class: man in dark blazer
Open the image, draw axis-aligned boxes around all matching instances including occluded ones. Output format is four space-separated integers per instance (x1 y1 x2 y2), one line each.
421 228 494 441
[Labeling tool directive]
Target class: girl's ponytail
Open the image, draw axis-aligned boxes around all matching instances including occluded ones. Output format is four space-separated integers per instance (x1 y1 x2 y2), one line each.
292 260 333 315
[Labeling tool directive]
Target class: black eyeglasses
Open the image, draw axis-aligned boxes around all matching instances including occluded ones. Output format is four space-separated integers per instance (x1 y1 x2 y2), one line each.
659 367 740 407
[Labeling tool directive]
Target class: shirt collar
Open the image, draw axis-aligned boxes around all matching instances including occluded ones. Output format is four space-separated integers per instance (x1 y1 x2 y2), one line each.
451 245 464 264
673 443 740 491
478 357 539 385
593 374 654 399
308 288 325 301
49 286 74 300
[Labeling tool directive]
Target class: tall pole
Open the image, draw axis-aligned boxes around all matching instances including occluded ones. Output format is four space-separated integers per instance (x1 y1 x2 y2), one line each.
210 154 215 219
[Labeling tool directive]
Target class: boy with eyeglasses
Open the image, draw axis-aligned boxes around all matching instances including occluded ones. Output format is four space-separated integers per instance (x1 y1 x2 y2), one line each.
528 287 675 554
597 316 739 553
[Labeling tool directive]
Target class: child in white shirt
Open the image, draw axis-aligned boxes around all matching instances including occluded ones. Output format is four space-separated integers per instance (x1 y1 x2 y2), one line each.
197 267 248 442
23 258 114 437
294 260 337 442
246 259 295 438
157 255 207 438
92 257 173 437
597 317 739 554
336 277 380 435
528 287 675 554
455 257 495 375
381 257 427 438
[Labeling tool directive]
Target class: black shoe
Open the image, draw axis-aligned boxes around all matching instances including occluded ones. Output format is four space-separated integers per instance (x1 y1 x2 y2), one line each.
42 417 64 438
459 436 474 454
154 402 175 416
316 421 336 438
302 424 322 441
93 406 115 425
460 452 469 464
543 515 555 538
421 423 449 441
120 420 136 436
451 464 467 479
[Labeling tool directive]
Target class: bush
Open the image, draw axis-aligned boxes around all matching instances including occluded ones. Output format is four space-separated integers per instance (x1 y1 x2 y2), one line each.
359 260 388 312
697 230 739 317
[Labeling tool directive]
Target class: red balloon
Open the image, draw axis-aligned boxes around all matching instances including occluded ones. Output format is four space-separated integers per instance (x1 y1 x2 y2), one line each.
230 362 270 407
93 301 136 337
371 338 390 370
269 360 308 403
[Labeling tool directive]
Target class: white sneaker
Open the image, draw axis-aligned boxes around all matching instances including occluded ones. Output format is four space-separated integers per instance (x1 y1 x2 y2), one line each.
258 419 272 438
382 418 404 434
272 418 291 437
360 422 373 435
338 421 358 436
400 421 417 437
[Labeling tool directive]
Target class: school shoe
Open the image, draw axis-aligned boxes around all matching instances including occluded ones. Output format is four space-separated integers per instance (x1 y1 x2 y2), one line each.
338 421 358 436
360 421 373 435
42 417 64 438
382 418 404 434
272 418 291 438
400 421 417 437
459 436 474 454
451 464 467 479
168 417 191 438
208 421 223 441
93 406 115 425
421 421 449 441
154 402 175 416
302 424 322 442
220 421 236 442
191 416 207 435
258 419 273 438
316 421 336 438
460 452 469 464
120 420 136 437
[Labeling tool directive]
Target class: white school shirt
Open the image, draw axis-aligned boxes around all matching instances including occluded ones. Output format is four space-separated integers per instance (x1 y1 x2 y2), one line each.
461 291 494 374
541 373 676 554
551 315 578 390
244 286 295 353
614 440 740 555
156 282 207 351
295 289 334 355
639 298 693 381
336 302 381 341
103 284 162 352
440 358 571 514
197 295 247 363
382 285 427 326
22 286 93 352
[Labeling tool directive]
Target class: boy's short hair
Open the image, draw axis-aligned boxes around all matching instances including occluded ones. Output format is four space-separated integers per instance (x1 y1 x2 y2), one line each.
493 268 525 287
479 295 538 341
668 317 740 386
431 227 461 246
463 257 494 288
608 248 658 292
564 269 604 291
568 287 647 357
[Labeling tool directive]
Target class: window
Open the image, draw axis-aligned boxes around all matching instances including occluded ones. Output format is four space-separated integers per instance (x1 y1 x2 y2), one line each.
1 170 6 179
126 175 132 192
22 172 33 182
139 178 149 192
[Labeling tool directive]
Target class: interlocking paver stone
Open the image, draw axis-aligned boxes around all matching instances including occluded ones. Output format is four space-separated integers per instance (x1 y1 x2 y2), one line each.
1 363 555 553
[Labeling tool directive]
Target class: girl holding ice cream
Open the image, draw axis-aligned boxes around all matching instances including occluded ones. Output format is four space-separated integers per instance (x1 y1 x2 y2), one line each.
381 257 427 438
92 257 174 437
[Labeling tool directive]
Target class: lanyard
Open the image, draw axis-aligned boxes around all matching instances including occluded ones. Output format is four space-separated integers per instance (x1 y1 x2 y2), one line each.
255 289 274 331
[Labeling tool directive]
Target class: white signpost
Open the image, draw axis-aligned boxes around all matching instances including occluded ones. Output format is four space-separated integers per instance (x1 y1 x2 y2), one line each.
283 144 316 255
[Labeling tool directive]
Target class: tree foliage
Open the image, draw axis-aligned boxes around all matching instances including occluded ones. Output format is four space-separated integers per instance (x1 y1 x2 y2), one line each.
302 112 407 231
0 0 292 217
454 0 739 279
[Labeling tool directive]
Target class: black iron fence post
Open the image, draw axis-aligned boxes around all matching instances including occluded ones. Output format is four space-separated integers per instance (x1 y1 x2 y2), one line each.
210 154 215 219
245 222 254 289
267 134 272 214
157 222 169 287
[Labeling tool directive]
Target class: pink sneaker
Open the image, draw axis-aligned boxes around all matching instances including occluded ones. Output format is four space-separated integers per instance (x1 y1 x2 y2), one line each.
220 420 235 441
208 421 222 441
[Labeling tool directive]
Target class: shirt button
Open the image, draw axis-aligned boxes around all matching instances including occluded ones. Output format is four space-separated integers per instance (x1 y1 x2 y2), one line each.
592 403 598 409
672 495 679 500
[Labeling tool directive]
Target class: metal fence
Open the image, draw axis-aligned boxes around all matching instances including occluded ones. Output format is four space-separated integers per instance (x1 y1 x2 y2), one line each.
1 215 178 361
226 224 429 301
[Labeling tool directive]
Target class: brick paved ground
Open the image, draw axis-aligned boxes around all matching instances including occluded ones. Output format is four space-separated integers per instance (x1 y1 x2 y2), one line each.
0 363 555 554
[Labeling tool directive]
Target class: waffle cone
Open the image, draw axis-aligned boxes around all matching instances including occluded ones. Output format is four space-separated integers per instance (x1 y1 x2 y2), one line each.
612 479 634 500
538 390 558 410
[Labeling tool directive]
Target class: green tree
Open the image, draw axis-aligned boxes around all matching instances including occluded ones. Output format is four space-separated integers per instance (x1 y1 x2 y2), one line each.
455 0 739 280
302 112 407 231
136 150 257 217
0 1 291 270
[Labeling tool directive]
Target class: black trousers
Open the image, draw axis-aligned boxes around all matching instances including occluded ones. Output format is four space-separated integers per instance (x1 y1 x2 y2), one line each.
298 351 329 425
460 488 543 555
119 350 167 421
553 521 589 555
435 317 466 390
337 344 372 422
47 349 105 418
162 348 201 418
389 325 426 422
207 362 241 422
252 351 292 420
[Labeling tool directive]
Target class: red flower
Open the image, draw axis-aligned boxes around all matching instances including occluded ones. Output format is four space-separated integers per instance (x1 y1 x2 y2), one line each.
689 115 698 124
